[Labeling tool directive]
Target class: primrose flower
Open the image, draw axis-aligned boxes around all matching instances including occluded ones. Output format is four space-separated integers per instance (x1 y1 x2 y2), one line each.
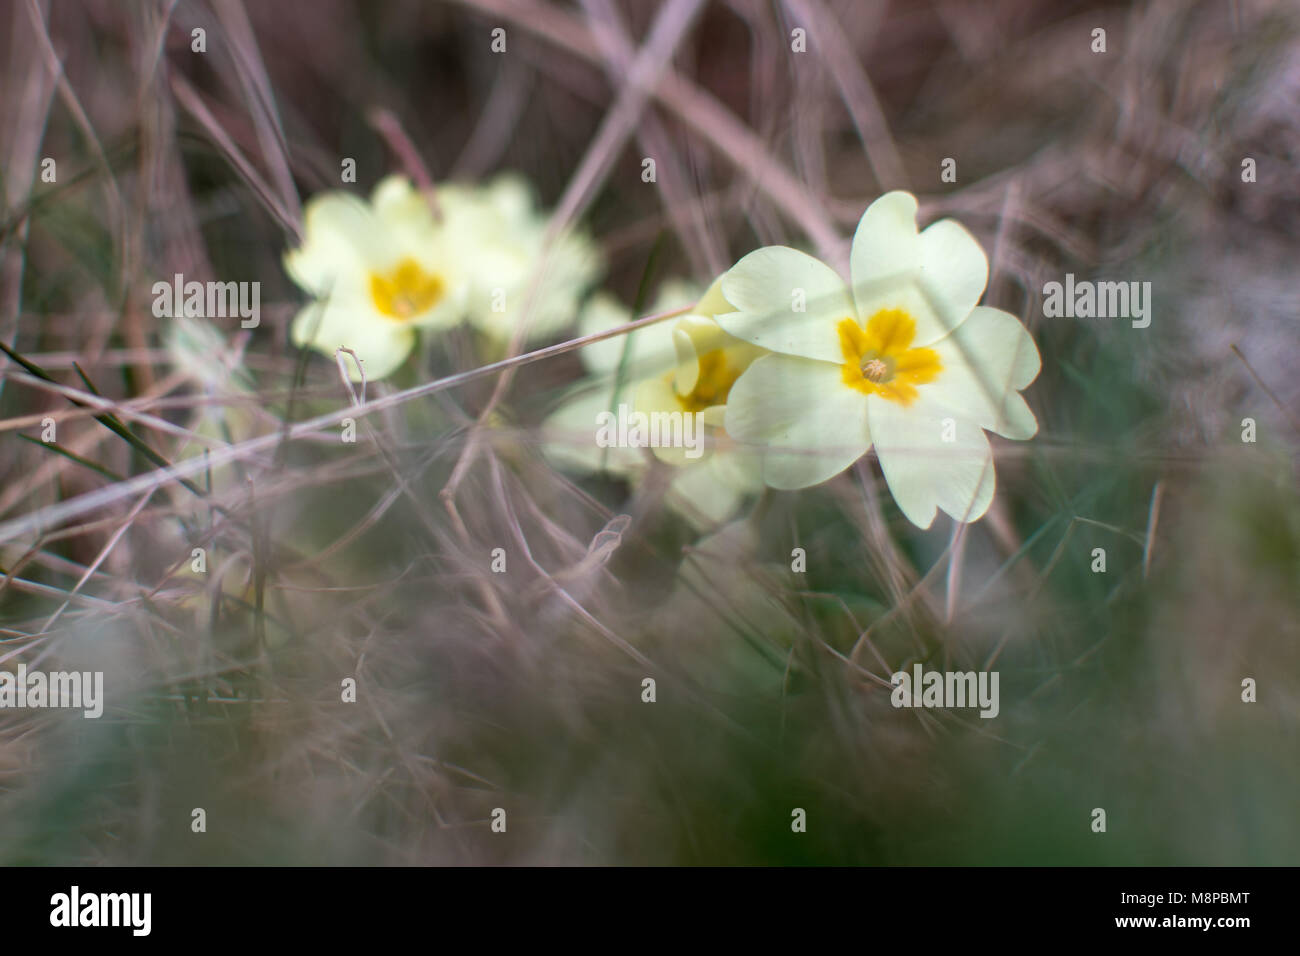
284 175 467 381
438 174 602 347
543 280 765 528
719 191 1040 528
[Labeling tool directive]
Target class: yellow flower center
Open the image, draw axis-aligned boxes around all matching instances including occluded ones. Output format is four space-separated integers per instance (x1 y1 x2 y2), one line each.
369 258 445 320
675 349 743 413
838 309 942 405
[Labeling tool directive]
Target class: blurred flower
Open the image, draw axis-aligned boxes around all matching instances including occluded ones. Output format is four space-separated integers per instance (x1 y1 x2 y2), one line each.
438 174 602 347
167 313 254 396
284 175 467 381
166 316 258 498
167 314 258 444
719 191 1040 528
543 279 765 528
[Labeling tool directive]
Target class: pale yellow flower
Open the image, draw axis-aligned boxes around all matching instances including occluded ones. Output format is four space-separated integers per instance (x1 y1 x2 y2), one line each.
285 175 467 381
543 280 765 528
719 191 1041 528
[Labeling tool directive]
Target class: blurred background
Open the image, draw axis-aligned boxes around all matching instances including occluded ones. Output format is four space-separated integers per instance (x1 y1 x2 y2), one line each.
0 0 1297 864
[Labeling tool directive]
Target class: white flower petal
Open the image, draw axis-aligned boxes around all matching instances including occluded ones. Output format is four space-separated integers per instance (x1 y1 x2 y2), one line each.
850 191 989 347
289 295 415 382
631 376 705 468
718 246 854 363
442 177 602 344
463 236 601 342
705 433 765 493
671 325 700 396
691 275 732 319
665 459 746 529
850 191 921 293
481 173 533 223
371 175 434 231
867 393 996 528
632 374 680 415
699 405 727 429
675 312 749 356
542 387 646 477
283 193 384 295
576 293 678 381
724 353 871 489
928 306 1040 439
407 276 470 333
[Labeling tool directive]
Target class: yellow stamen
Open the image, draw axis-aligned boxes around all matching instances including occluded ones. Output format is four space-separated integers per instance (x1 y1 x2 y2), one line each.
370 258 444 320
838 309 941 405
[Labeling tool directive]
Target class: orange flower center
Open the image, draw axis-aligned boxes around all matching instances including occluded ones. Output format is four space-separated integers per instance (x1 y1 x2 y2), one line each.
838 309 942 405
